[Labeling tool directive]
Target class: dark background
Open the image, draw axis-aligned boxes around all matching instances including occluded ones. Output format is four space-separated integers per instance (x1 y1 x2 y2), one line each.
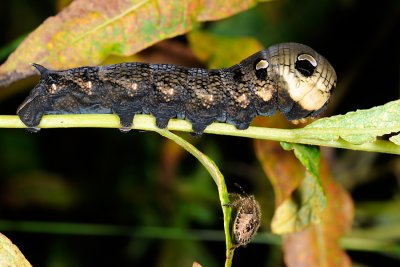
0 0 399 266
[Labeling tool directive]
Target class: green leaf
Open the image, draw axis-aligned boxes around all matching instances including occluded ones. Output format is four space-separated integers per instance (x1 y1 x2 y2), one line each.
304 99 400 145
0 0 261 87
280 143 320 179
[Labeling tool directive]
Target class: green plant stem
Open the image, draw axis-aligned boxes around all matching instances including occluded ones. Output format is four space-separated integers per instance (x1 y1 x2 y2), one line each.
1 114 398 154
154 129 235 267
340 237 400 255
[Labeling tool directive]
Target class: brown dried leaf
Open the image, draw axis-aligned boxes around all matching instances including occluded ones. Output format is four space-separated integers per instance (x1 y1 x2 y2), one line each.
255 117 353 267
283 160 354 267
0 0 259 87
256 139 327 234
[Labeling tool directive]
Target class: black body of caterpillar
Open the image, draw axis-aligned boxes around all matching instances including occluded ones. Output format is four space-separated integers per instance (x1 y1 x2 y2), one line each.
17 43 336 134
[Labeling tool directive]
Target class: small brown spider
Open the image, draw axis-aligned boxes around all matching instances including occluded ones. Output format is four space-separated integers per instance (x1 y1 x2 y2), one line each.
224 189 261 248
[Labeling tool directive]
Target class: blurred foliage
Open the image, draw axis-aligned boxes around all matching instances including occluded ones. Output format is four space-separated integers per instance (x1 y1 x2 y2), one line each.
0 0 399 267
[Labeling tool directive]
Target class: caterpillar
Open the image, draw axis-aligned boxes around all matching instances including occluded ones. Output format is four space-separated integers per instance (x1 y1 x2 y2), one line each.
17 43 336 134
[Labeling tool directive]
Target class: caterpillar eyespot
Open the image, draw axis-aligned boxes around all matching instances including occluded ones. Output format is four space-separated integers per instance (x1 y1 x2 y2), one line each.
255 59 269 70
17 43 337 135
295 53 317 77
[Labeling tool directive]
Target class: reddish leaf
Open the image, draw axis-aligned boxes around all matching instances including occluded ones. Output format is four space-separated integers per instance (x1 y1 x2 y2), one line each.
255 138 304 207
255 117 353 266
255 139 326 234
0 0 258 87
283 159 353 267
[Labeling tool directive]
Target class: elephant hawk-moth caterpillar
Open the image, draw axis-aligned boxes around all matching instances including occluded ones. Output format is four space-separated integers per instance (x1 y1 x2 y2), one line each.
17 43 336 134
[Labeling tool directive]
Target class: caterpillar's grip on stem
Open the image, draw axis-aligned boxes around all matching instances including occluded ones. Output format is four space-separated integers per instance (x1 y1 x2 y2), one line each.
17 43 336 134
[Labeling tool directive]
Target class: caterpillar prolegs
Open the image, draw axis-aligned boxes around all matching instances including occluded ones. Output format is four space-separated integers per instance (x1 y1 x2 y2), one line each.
17 43 337 134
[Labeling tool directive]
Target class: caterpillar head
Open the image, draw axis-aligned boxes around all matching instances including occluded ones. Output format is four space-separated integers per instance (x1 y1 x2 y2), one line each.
252 43 337 120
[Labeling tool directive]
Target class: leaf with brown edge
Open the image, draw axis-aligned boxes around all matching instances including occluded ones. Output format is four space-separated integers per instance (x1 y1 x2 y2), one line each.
283 159 353 267
0 0 261 87
255 139 326 234
271 170 327 234
0 233 32 267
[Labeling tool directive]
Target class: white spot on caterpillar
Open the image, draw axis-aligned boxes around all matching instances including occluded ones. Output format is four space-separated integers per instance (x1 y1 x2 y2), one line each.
255 59 269 70
83 81 93 95
48 83 58 94
160 87 174 96
291 118 309 125
297 54 317 67
197 93 214 108
255 87 273 102
237 93 249 108
127 83 139 97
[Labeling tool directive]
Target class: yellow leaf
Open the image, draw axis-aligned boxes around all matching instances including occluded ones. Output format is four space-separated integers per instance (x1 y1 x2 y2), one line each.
0 233 32 267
